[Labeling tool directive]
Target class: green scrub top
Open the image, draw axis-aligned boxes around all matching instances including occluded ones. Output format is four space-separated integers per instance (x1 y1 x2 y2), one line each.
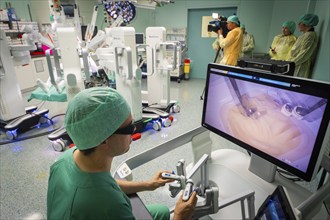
47 147 135 220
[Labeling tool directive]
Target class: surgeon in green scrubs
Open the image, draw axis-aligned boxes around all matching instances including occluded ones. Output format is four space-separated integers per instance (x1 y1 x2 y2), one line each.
47 87 197 220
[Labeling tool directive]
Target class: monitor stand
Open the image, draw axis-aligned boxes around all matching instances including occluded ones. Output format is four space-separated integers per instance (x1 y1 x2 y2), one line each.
248 153 277 183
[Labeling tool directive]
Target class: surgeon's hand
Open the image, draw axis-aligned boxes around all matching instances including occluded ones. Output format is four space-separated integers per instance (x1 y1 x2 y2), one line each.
116 171 174 194
148 171 175 191
217 29 223 36
173 191 198 220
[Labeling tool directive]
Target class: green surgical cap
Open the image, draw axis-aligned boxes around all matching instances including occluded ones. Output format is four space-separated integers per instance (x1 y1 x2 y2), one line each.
299 14 319 27
282 21 296 34
227 15 240 26
64 87 131 150
241 24 245 29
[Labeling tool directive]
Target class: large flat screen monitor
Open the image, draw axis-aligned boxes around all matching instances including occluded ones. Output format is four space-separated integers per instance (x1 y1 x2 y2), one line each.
202 64 330 181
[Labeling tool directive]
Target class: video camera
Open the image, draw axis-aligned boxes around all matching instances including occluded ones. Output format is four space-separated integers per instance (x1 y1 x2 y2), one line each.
207 13 229 38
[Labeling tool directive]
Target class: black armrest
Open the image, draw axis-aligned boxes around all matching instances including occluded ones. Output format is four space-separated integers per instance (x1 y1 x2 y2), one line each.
128 193 153 220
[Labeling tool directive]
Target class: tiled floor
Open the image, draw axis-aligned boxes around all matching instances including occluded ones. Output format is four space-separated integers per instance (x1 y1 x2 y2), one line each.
0 78 327 219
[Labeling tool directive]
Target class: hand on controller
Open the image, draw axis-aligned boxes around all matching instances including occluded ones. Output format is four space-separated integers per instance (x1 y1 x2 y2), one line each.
173 191 198 220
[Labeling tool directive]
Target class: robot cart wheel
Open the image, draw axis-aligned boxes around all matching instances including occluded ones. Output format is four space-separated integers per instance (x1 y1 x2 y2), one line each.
162 118 172 127
152 121 162 131
172 105 180 113
51 139 66 152
6 130 17 140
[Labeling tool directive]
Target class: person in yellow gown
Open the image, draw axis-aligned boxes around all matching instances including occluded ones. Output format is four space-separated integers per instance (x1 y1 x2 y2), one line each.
287 14 319 78
213 15 243 66
240 24 255 58
269 21 297 61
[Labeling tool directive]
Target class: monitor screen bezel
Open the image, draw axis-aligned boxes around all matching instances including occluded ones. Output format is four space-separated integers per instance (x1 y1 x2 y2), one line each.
202 63 330 181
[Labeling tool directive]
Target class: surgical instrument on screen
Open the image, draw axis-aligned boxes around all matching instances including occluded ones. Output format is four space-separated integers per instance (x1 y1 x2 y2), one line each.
228 78 257 118
292 98 327 120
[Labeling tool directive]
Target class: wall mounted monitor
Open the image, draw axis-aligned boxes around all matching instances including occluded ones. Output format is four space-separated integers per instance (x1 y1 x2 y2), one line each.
202 63 330 181
135 33 144 44
61 4 74 18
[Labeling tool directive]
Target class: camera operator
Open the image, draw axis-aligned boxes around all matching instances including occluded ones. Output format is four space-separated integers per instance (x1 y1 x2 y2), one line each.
213 15 243 66
211 16 228 63
212 39 223 63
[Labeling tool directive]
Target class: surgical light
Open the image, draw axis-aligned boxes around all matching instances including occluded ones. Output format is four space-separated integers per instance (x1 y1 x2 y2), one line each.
102 1 136 23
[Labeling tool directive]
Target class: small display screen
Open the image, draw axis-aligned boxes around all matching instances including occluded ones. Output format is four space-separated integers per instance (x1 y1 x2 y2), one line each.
255 186 297 220
202 64 330 181
135 33 144 44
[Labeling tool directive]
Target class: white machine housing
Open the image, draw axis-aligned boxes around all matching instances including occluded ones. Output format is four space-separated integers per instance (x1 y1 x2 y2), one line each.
0 30 26 121
112 27 143 122
56 27 85 101
95 28 116 72
145 27 171 107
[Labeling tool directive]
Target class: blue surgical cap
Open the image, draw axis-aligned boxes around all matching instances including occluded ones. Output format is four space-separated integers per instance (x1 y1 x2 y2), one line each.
65 87 131 150
282 21 296 34
299 14 319 27
227 15 240 26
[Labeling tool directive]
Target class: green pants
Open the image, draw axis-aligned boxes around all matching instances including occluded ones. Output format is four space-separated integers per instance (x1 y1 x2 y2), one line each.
146 204 170 220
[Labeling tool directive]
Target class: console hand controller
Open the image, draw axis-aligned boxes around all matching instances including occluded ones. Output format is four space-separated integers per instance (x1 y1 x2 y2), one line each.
161 172 181 181
183 179 194 201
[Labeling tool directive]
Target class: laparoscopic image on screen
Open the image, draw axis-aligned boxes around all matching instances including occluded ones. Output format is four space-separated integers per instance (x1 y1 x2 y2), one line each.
204 73 327 173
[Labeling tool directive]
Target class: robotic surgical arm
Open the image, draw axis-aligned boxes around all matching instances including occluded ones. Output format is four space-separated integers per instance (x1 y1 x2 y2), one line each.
20 25 54 49
8 25 54 67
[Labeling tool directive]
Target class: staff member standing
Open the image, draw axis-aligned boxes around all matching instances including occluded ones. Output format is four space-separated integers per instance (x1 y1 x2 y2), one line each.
240 24 255 58
269 21 297 61
287 14 319 78
214 15 243 66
